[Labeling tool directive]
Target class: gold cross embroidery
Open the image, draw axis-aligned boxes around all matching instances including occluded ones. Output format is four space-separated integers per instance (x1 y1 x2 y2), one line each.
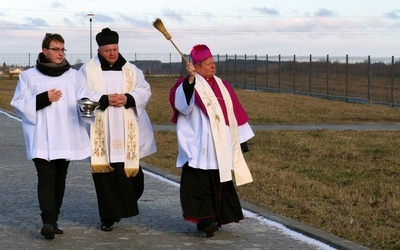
126 121 138 161
94 116 106 157
203 90 222 134
124 69 135 92
112 139 123 150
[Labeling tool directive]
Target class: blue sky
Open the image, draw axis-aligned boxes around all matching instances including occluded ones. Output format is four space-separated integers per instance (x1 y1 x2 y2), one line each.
0 0 399 58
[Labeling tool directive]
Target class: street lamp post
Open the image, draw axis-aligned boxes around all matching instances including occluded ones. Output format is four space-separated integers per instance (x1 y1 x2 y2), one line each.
87 13 94 59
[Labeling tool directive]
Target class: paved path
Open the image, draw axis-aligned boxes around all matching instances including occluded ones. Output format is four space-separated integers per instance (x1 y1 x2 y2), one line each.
0 110 369 249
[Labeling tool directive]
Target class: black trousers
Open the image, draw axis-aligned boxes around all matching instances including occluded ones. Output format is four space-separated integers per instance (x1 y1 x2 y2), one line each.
33 158 69 225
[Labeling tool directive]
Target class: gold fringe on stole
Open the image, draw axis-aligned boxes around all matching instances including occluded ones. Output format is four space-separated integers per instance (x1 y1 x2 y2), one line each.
125 168 139 177
233 162 253 186
91 164 115 173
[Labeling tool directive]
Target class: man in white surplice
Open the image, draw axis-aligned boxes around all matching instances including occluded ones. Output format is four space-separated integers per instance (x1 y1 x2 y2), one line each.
170 44 254 237
11 33 92 240
79 28 156 232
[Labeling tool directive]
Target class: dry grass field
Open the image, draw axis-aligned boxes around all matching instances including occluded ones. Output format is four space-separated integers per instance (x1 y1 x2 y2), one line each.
1 74 400 249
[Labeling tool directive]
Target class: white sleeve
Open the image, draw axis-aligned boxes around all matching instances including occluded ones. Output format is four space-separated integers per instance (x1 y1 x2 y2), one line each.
10 72 37 125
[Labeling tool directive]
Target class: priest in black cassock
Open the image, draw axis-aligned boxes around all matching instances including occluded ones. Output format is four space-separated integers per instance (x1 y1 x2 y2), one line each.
79 27 157 231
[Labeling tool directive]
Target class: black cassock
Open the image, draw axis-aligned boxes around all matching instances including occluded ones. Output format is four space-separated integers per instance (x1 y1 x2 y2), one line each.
180 163 244 226
92 163 144 221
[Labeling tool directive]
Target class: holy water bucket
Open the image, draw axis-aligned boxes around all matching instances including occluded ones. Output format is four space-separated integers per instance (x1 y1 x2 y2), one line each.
77 99 99 118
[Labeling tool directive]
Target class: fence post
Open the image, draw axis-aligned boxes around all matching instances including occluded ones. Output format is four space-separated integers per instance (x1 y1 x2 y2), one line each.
254 54 257 90
368 56 371 102
169 53 172 75
225 54 228 82
391 56 395 106
244 54 247 88
326 55 330 98
266 54 269 90
217 54 220 74
234 54 237 87
346 54 349 101
309 54 312 95
293 54 296 93
278 54 281 92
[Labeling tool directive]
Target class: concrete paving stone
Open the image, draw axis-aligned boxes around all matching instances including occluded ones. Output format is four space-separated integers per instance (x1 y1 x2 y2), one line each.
0 110 370 250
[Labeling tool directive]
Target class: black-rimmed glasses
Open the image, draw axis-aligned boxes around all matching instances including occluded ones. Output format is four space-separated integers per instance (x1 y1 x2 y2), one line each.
48 47 67 53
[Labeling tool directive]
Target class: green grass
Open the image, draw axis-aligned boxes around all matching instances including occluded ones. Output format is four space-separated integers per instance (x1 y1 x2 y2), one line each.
2 75 400 249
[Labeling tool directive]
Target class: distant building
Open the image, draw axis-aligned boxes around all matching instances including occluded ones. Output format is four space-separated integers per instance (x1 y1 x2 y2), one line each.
9 67 22 75
8 67 23 78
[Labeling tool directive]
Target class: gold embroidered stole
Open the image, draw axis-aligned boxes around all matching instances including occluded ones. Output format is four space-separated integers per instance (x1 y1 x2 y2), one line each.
86 59 140 177
195 74 253 186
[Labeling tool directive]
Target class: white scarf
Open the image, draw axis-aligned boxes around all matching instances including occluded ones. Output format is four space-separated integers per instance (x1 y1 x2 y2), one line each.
194 74 253 186
86 59 140 177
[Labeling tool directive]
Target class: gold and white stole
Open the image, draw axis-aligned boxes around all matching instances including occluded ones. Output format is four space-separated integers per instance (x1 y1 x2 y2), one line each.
86 59 140 177
194 74 253 186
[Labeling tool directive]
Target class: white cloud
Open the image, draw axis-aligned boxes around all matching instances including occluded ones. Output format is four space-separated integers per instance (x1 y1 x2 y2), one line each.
0 0 399 60
253 7 280 16
386 10 400 20
314 8 335 17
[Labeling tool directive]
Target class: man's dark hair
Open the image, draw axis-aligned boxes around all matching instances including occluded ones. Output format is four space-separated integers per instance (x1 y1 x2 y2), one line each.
41 33 65 49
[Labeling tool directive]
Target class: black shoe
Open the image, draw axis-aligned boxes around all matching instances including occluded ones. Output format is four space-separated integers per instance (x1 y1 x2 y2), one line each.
53 224 63 234
197 221 219 237
100 221 114 232
203 222 218 237
40 224 55 239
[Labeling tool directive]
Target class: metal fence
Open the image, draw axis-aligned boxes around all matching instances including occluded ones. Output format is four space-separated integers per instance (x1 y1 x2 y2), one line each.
2 53 400 106
221 54 400 107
